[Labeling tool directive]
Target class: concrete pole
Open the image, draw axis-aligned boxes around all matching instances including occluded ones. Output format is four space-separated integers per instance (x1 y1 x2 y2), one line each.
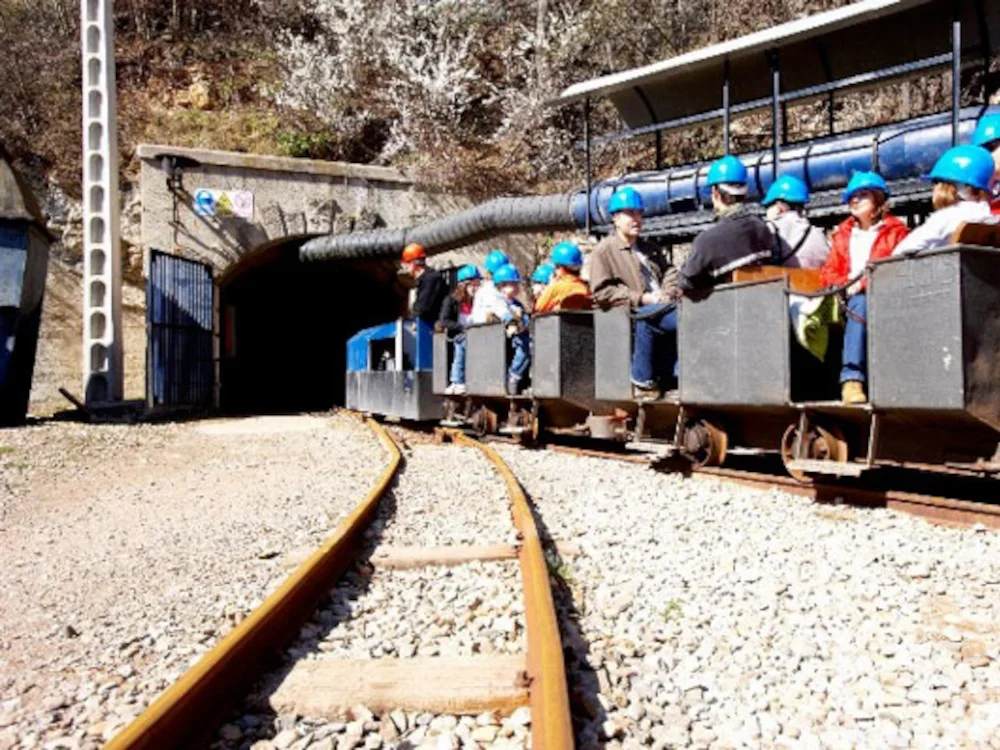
80 0 124 404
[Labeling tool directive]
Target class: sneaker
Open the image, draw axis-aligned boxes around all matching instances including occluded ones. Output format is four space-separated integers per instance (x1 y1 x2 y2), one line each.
444 383 456 395
841 381 867 404
451 383 467 395
631 381 661 401
507 376 522 396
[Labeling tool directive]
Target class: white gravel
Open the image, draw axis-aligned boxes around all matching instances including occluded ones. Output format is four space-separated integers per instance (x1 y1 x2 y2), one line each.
0 413 388 750
227 441 530 750
495 444 1000 750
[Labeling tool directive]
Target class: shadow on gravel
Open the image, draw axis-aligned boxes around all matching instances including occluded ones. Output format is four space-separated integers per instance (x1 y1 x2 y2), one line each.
520 484 608 749
209 451 406 749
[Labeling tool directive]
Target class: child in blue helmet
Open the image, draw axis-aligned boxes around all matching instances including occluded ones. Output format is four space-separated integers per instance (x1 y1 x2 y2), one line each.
472 248 512 324
762 175 829 269
492 264 532 395
892 145 995 257
972 113 1000 215
531 263 554 301
535 241 591 312
437 264 481 395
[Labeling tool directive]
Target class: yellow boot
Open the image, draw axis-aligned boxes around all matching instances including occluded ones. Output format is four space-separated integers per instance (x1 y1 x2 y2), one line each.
841 381 867 405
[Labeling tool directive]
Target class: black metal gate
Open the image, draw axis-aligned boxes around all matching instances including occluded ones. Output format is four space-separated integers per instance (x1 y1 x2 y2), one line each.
147 249 214 409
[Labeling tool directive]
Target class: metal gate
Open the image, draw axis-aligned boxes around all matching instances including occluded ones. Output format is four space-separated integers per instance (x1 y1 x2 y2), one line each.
147 249 214 409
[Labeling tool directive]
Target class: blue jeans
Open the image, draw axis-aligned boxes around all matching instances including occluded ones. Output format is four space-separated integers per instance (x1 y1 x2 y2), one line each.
449 333 467 384
631 303 678 387
841 293 867 384
509 331 531 383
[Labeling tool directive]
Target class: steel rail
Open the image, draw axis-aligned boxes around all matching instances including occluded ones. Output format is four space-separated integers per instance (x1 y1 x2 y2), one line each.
453 433 574 750
106 418 402 749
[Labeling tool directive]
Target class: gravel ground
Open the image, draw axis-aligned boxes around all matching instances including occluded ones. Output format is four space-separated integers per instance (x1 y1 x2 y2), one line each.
0 413 388 750
495 445 1000 750
226 442 530 750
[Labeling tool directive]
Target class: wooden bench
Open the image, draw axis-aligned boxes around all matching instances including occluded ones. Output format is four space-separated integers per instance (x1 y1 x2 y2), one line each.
731 265 824 293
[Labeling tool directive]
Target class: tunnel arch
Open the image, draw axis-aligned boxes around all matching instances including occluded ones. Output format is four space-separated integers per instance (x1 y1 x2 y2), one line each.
218 234 407 413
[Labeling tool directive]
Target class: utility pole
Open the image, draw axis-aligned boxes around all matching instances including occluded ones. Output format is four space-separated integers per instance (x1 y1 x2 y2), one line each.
80 0 124 404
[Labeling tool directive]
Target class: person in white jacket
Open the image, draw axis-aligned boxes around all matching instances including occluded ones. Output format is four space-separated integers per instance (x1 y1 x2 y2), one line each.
892 145 995 257
471 248 513 323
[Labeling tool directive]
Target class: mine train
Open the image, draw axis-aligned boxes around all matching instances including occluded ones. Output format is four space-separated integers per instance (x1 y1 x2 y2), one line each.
334 0 1000 481
346 238 1000 482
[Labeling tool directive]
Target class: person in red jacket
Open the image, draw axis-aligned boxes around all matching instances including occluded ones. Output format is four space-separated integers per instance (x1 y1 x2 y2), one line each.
819 172 909 405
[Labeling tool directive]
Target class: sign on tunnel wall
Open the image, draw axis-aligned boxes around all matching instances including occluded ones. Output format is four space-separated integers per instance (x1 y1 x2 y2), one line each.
193 188 254 219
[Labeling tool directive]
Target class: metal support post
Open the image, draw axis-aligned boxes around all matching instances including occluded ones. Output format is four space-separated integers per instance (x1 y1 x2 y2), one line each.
655 131 663 171
952 5 962 145
770 50 781 180
80 0 124 404
583 98 592 235
722 60 731 154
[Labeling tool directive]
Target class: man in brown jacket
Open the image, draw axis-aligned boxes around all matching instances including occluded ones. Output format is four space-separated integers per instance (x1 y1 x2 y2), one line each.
590 187 680 399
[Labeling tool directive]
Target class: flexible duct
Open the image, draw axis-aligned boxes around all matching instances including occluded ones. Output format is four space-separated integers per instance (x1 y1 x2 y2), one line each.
301 193 576 262
300 104 999 263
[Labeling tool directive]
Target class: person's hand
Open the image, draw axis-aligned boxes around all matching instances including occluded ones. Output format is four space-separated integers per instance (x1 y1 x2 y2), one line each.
846 281 862 297
433 322 445 333
505 323 519 338
640 291 662 306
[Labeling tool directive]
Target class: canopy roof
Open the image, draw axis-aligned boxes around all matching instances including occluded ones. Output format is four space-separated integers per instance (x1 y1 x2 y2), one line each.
556 0 999 133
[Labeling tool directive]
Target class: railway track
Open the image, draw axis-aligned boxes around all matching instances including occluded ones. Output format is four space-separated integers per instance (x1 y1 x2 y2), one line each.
106 418 573 750
541 442 1000 531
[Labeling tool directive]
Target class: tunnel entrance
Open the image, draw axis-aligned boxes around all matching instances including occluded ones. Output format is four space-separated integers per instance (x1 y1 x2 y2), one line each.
219 238 406 413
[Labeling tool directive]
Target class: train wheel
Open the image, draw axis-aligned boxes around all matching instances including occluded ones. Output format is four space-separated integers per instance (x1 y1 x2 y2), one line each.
781 423 849 483
683 420 728 468
781 425 811 483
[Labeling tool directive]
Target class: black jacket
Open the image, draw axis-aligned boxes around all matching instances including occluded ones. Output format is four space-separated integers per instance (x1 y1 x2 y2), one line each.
437 294 463 336
680 210 774 292
413 268 449 326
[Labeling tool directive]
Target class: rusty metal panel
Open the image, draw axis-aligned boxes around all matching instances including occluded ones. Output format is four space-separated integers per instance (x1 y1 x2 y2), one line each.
345 371 443 421
869 250 964 411
532 313 595 400
594 307 632 401
433 331 449 395
678 278 789 405
466 323 508 397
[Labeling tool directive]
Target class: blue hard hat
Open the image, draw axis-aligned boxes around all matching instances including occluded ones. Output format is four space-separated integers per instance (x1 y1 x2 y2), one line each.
842 171 889 203
531 263 554 284
762 175 809 206
607 187 644 215
492 263 522 284
927 144 995 192
972 113 1000 148
484 249 510 274
456 264 481 283
550 241 584 268
705 155 749 188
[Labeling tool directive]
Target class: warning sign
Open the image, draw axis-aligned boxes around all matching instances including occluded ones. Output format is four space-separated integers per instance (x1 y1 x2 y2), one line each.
193 189 254 219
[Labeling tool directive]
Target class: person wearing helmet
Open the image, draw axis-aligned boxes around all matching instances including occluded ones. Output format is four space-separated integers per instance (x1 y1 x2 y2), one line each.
819 171 909 405
401 243 448 327
589 186 681 399
892 145 995 257
471 248 512 324
492 264 532 395
436 264 481 395
680 155 774 292
972 112 1000 215
534 241 592 313
531 263 555 300
762 175 829 269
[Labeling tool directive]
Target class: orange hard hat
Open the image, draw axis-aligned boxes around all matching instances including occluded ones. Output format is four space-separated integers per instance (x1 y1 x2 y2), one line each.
401 243 426 262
